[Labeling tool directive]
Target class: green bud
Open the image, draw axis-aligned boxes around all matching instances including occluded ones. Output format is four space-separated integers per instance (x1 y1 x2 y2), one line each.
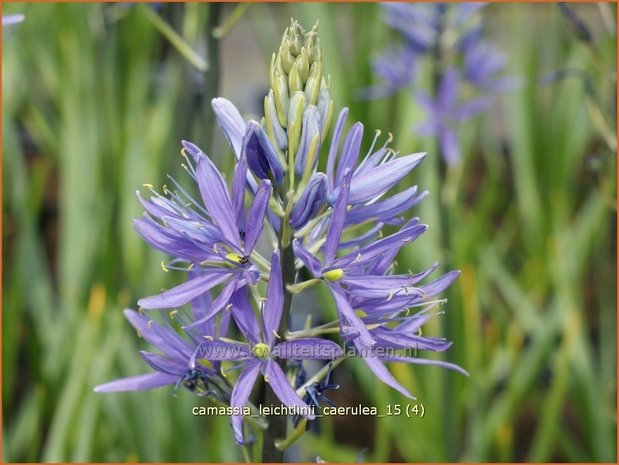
281 40 295 74
273 72 289 128
264 90 288 151
288 62 303 94
308 61 321 81
287 20 304 56
287 91 305 162
304 75 320 106
298 47 310 83
275 53 286 78
316 86 333 142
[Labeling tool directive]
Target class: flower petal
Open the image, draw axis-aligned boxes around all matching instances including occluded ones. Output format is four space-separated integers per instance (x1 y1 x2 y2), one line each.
330 285 374 347
231 361 262 444
326 108 349 191
123 309 194 361
323 168 352 265
196 155 241 249
292 239 323 278
262 360 315 418
140 351 186 375
384 355 469 376
212 98 246 159
230 289 261 343
349 153 426 204
360 353 415 399
273 338 342 359
195 340 252 361
262 251 283 346
243 180 272 253
138 270 233 309
94 372 178 393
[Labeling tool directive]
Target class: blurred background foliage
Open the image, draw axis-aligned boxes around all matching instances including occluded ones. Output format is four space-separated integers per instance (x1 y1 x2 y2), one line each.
2 2 616 462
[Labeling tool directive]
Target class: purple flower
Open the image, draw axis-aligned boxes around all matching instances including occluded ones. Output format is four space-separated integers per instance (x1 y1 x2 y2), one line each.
344 310 468 399
94 309 228 399
326 108 426 207
417 70 490 165
196 252 342 443
2 14 25 26
135 141 272 327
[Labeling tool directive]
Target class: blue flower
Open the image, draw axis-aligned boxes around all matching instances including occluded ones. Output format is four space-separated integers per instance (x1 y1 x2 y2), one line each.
195 252 342 444
135 141 272 327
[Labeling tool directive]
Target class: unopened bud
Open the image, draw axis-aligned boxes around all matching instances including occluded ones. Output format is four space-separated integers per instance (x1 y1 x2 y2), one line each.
287 92 306 162
264 90 288 151
298 47 310 83
273 72 289 128
295 105 321 176
316 86 333 139
288 62 303 94
304 75 320 106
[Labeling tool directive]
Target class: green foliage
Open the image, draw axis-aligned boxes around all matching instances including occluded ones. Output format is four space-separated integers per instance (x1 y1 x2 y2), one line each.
3 3 615 462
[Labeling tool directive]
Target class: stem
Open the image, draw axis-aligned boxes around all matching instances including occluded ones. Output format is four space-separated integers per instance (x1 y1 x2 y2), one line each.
203 3 222 153
431 10 457 462
262 231 296 462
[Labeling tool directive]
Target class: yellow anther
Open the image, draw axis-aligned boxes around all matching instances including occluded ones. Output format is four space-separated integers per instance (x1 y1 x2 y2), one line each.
272 329 281 339
161 261 169 272
225 253 244 264
202 335 214 341
143 183 154 189
354 309 368 318
187 263 194 271
169 310 178 319
323 268 344 282
264 373 270 383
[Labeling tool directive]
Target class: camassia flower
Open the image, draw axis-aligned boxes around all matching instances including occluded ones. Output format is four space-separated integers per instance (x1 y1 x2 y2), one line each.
135 142 272 327
195 252 342 443
97 19 465 455
94 308 228 400
372 3 516 165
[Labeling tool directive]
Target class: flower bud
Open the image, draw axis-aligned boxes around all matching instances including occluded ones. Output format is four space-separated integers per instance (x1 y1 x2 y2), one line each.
273 72 289 128
264 90 288 151
288 62 303 94
281 40 295 74
304 75 320 106
295 105 321 176
287 91 305 160
316 85 333 140
243 121 284 186
289 172 327 229
298 47 310 83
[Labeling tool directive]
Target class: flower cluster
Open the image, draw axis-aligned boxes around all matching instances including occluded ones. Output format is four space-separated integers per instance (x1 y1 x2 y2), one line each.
95 19 465 447
372 3 517 165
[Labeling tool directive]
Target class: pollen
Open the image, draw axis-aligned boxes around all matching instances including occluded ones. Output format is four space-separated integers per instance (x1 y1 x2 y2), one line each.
225 253 244 264
323 268 344 281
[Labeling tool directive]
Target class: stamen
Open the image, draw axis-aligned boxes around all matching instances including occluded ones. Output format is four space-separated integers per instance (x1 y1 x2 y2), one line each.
161 261 169 272
323 268 344 282
202 335 214 341
170 310 178 319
